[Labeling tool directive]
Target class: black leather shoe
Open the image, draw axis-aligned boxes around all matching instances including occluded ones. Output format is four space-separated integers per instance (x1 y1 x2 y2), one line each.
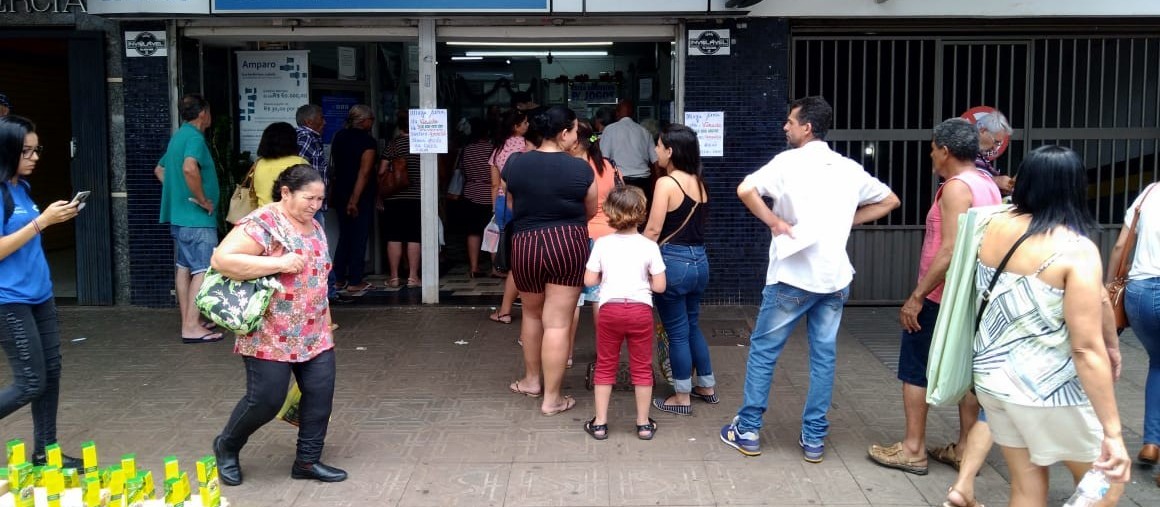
213 436 243 486
290 461 347 483
32 452 84 470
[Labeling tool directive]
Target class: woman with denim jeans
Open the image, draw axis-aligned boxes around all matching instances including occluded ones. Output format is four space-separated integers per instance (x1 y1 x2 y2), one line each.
1107 181 1160 486
0 116 82 468
210 165 345 486
643 124 716 415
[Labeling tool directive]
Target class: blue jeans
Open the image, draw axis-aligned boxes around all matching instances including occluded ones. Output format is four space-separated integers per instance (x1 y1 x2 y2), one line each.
332 200 374 285
736 282 850 445
654 244 714 393
315 210 337 298
1127 277 1160 445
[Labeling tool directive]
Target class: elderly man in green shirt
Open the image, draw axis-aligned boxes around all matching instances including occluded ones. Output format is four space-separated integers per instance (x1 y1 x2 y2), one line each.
153 94 222 344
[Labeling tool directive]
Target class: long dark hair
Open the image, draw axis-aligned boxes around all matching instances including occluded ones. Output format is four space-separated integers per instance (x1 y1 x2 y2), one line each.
0 115 34 184
529 106 576 148
1011 145 1098 238
491 109 527 160
272 164 323 203
658 124 703 181
574 119 607 175
256 122 300 159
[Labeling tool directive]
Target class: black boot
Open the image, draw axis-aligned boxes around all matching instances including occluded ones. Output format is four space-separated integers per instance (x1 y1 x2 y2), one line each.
290 461 347 482
32 452 84 470
213 436 243 486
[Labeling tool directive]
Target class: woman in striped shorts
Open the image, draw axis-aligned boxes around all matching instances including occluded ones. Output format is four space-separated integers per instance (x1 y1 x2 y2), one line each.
502 106 597 416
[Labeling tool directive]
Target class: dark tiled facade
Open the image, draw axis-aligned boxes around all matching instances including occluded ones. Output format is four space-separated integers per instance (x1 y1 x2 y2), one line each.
122 22 176 307
687 19 790 304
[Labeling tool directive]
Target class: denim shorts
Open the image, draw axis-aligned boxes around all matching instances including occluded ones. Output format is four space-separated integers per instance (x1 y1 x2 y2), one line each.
171 225 217 275
897 299 941 388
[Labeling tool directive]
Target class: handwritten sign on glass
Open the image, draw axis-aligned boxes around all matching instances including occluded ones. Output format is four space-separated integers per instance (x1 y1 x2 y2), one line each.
409 108 448 154
684 111 724 157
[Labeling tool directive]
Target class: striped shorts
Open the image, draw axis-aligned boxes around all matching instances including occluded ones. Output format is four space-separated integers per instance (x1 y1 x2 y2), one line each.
511 224 589 293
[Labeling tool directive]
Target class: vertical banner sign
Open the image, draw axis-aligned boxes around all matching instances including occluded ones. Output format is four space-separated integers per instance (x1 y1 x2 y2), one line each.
408 109 448 154
684 111 725 157
236 51 310 157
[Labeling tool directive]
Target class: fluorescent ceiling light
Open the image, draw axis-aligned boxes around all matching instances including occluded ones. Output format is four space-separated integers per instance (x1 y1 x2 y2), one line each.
447 41 613 47
465 50 608 57
451 56 484 61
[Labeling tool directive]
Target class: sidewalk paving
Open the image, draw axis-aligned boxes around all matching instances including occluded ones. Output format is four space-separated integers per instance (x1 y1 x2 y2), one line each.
0 305 1157 506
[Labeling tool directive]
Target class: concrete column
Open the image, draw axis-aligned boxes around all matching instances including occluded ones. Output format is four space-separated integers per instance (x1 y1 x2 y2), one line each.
418 18 439 303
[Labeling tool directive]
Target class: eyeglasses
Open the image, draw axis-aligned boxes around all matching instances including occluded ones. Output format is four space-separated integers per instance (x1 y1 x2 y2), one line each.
21 145 44 159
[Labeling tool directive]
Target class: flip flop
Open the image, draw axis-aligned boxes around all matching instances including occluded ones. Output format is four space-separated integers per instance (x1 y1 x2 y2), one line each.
200 321 218 331
542 396 576 416
182 332 223 344
489 313 512 324
509 380 542 398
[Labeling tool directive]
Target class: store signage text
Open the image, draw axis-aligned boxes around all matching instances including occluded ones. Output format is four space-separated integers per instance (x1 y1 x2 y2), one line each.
688 29 731 56
0 0 86 13
126 30 167 58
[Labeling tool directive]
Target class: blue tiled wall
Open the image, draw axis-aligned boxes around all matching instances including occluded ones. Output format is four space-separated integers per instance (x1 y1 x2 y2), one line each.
123 23 175 307
686 18 790 304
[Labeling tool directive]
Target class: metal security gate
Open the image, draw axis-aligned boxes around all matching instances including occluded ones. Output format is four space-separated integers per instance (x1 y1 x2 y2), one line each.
792 34 1160 304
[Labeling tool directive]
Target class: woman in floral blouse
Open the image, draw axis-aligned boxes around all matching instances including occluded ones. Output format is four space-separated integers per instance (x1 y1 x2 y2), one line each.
209 164 346 486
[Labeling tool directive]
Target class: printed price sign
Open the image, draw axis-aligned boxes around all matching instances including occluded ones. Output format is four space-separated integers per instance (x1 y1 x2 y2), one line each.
409 109 448 154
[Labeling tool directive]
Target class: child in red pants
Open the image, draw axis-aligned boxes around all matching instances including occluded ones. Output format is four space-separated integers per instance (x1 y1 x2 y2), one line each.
583 186 667 440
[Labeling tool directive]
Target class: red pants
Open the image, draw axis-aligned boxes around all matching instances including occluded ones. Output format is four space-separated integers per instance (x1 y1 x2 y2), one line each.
594 302 654 386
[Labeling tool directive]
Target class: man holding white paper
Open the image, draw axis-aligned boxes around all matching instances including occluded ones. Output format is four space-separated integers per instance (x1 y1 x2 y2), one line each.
721 96 899 461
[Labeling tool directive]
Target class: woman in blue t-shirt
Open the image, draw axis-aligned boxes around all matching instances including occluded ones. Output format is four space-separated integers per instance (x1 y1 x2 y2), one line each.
0 115 82 467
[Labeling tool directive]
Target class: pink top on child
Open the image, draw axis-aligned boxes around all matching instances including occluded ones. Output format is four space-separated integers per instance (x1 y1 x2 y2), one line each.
918 169 1002 304
489 136 527 172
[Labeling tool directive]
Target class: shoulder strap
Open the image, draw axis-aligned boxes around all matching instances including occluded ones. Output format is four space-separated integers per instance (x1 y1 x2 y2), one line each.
667 174 686 195
1115 183 1159 280
975 229 1036 333
659 200 699 246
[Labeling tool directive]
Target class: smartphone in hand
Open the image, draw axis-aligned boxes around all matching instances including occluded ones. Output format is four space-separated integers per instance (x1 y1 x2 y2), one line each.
70 191 91 211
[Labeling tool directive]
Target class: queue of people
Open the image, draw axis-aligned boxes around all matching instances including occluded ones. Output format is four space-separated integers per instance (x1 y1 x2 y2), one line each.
4 87 1152 504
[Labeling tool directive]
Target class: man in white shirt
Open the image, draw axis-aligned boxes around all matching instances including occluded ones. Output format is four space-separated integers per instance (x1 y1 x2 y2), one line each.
600 100 659 202
720 96 900 462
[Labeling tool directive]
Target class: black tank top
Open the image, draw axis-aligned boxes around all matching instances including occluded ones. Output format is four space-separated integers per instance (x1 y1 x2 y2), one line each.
658 176 708 246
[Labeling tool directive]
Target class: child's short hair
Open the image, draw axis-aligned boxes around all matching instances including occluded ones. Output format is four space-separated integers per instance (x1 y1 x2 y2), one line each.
604 186 648 230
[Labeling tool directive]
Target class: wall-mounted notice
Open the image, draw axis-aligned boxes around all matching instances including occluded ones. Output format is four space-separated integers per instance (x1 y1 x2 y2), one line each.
338 46 357 80
684 111 724 157
409 109 448 154
236 50 310 157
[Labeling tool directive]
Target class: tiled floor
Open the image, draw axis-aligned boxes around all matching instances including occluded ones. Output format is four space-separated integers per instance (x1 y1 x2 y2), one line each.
0 305 1157 506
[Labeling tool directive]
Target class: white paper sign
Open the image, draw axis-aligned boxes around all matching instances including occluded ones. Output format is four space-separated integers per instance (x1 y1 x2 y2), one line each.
409 109 448 154
337 46 357 80
236 51 310 157
125 31 167 58
684 111 724 157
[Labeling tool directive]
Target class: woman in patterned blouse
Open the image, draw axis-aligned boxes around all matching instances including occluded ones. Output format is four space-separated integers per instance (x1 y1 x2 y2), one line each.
209 164 346 486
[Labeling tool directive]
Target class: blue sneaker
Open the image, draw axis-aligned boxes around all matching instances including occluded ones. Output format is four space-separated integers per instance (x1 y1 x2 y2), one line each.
799 434 824 463
720 417 761 456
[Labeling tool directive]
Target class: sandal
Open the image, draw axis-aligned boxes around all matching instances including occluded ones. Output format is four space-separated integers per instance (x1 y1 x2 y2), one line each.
542 396 576 416
489 313 512 324
928 442 963 471
867 442 929 475
690 388 719 404
636 418 658 440
386 278 401 289
584 418 609 441
344 281 374 293
509 379 542 398
406 278 422 288
942 486 984 507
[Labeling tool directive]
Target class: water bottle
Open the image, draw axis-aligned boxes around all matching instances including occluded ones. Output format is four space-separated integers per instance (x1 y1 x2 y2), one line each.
1063 469 1109 506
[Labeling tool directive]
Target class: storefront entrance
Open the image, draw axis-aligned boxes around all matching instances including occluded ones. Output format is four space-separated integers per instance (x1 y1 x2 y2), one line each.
183 22 679 305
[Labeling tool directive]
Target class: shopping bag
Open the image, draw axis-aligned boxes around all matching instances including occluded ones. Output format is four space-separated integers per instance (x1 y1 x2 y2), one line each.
226 166 257 224
481 218 500 253
653 320 675 386
927 205 1010 406
277 381 303 426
